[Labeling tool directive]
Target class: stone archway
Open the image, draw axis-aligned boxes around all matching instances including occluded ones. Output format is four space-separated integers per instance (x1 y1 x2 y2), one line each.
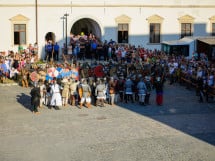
71 18 101 39
45 32 55 43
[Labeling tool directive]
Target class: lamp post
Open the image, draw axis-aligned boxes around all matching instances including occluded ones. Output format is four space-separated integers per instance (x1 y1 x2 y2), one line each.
60 16 66 40
64 13 69 55
35 0 38 44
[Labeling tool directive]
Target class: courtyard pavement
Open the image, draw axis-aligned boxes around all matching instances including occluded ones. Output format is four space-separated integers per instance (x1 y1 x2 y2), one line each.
0 82 215 161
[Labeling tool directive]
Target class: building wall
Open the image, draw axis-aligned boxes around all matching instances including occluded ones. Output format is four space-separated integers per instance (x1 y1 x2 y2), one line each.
0 0 214 58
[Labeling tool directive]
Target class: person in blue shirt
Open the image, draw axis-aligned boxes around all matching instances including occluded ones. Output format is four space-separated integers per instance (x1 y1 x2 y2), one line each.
54 42 60 61
90 40 97 60
46 41 53 62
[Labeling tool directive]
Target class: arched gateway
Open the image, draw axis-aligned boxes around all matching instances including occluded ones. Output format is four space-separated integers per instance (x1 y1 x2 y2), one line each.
70 18 102 40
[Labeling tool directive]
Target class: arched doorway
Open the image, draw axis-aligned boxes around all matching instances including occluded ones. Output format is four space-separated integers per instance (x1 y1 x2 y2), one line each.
71 18 101 39
45 32 55 43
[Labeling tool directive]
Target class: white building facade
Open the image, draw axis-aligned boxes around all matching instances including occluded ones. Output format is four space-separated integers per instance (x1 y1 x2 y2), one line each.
0 0 215 58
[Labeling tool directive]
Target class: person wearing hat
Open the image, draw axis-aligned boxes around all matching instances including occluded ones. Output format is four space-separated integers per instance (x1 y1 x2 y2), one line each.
79 78 92 108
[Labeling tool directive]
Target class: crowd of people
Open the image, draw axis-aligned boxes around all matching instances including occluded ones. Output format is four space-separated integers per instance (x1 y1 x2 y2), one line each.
0 34 215 114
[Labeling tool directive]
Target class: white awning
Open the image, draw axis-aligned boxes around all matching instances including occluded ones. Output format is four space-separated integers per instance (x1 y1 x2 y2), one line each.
162 37 194 46
197 38 215 45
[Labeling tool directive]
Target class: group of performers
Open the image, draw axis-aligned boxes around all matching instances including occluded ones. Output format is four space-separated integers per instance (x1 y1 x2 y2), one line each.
29 59 166 114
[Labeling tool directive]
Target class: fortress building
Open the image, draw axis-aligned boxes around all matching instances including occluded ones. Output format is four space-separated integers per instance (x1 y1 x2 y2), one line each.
0 0 215 58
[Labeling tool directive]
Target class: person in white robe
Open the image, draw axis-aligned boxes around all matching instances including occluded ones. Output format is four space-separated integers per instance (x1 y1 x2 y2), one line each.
50 78 62 109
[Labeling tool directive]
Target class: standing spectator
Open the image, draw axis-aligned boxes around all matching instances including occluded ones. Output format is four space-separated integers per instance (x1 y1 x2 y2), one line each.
46 41 54 62
67 45 73 61
103 40 109 61
108 44 112 61
28 43 34 55
54 42 60 61
90 39 97 61
73 41 80 61
197 76 204 102
34 42 38 55
168 60 175 85
18 43 24 54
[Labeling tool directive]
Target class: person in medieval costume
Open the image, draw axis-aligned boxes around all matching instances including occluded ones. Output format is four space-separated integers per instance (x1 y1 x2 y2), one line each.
30 84 41 114
44 80 52 108
124 77 134 103
61 77 70 106
69 78 80 106
95 79 106 107
88 77 96 106
79 78 91 108
21 68 29 88
137 77 147 105
144 75 153 105
153 76 164 106
108 77 117 105
38 79 46 108
116 75 125 102
50 77 62 109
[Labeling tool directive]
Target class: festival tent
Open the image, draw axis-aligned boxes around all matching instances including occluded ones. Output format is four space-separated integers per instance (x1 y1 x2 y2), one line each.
161 37 195 58
196 37 215 61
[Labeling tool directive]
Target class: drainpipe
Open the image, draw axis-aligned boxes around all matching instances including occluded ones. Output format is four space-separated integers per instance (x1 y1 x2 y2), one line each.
35 0 38 44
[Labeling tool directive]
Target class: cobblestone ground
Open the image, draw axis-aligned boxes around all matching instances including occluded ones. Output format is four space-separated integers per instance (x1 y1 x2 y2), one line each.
0 82 215 161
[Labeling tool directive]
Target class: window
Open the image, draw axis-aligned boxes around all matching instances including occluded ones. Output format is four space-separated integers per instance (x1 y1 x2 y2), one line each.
212 23 215 36
178 15 194 39
14 24 26 45
118 24 128 43
150 23 160 43
181 23 192 38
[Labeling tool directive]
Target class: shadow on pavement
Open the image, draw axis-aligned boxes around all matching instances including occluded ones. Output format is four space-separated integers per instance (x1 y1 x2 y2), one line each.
16 93 33 112
117 83 215 146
